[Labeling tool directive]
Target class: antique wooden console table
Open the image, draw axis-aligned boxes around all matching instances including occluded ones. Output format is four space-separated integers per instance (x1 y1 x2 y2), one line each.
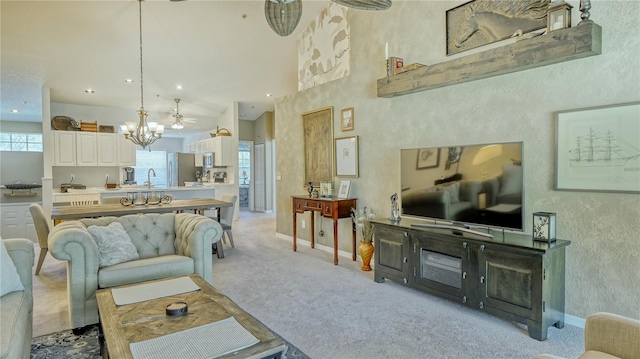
291 195 357 265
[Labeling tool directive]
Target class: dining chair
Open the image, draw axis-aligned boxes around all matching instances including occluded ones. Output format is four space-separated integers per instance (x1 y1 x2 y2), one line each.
29 203 51 275
218 194 237 248
69 192 100 206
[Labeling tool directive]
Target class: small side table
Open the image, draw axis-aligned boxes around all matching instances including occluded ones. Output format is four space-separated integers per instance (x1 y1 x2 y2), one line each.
291 195 357 265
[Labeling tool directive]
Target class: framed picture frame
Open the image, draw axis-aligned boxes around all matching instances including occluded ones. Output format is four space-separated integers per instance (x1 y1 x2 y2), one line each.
416 148 440 170
320 182 333 198
341 107 354 131
335 135 359 177
302 107 334 186
555 101 640 193
338 180 351 198
445 0 548 56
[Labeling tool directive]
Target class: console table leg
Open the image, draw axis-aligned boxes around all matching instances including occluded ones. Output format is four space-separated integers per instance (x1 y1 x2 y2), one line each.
333 219 339 265
527 321 548 341
310 212 315 249
292 213 297 252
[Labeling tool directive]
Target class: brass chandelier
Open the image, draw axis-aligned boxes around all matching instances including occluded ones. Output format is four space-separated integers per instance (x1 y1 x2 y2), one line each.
121 0 164 149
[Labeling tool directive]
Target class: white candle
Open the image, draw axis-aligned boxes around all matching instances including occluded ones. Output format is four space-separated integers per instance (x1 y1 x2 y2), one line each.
385 42 389 60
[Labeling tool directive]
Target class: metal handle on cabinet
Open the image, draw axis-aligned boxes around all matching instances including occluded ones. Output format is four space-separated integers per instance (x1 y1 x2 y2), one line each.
462 272 467 279
479 244 485 251
403 278 408 284
480 275 485 283
403 257 408 263
479 301 484 309
462 296 467 303
463 242 468 248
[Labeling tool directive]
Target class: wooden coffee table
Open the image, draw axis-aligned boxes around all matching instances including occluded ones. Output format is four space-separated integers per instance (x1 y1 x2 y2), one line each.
96 274 287 359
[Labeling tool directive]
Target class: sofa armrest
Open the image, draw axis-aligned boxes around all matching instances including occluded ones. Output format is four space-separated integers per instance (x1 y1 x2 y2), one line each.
584 312 640 359
481 177 500 207
4 238 35 308
48 220 101 328
174 213 223 285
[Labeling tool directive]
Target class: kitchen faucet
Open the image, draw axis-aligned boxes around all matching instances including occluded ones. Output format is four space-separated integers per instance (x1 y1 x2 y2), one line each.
145 168 156 189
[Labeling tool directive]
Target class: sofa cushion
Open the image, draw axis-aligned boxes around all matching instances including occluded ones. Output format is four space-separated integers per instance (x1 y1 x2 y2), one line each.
116 214 177 259
436 182 460 203
98 255 195 288
88 222 139 268
0 239 24 296
0 290 31 359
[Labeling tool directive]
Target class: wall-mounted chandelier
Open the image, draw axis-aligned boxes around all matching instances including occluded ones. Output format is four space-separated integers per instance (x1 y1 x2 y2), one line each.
121 0 164 149
171 98 184 129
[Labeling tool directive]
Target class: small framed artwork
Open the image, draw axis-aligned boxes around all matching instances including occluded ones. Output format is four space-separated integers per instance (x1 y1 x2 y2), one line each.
416 148 440 170
341 108 354 131
320 182 333 197
335 135 359 177
555 101 640 193
338 180 351 198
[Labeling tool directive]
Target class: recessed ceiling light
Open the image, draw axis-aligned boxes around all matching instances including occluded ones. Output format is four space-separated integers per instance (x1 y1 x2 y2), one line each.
266 93 272 97
125 79 134 83
85 89 95 94
176 85 183 90
10 109 20 114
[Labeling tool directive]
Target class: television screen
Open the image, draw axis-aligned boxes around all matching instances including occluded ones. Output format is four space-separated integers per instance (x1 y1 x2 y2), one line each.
400 142 524 231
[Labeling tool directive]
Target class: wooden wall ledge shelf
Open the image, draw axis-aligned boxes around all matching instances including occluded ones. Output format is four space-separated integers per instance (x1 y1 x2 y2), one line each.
377 22 602 98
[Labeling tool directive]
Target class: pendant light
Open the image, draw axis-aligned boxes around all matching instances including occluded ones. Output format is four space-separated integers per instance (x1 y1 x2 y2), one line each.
265 0 303 37
121 0 164 149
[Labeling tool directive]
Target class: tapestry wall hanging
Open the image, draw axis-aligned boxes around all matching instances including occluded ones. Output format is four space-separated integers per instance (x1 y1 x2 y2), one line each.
446 0 549 56
303 107 334 186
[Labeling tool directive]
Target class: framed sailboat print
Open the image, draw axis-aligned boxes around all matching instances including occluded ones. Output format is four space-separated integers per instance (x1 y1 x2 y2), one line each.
555 101 640 193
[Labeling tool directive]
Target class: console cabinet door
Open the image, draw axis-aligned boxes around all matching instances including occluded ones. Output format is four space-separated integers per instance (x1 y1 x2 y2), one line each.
374 226 410 284
477 246 542 321
413 233 468 302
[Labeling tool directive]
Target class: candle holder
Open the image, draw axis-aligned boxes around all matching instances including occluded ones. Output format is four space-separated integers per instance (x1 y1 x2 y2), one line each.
120 191 172 206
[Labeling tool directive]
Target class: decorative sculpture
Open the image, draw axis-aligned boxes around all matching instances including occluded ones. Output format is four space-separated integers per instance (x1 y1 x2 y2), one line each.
389 193 401 222
307 182 314 198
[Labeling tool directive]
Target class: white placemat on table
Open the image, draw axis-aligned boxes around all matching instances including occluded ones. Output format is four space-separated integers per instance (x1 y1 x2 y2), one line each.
129 317 260 359
111 276 200 306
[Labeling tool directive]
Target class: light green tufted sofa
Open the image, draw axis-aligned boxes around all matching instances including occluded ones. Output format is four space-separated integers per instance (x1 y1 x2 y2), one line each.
48 212 223 330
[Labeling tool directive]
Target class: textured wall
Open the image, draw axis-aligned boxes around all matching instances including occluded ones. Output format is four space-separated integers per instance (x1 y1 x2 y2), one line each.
276 1 640 319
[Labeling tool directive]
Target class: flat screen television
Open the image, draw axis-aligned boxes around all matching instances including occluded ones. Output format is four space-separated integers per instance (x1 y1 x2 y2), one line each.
400 141 524 232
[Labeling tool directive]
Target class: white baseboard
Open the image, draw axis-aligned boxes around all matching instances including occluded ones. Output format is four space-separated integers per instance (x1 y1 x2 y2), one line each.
564 314 585 329
275 232 356 260
276 232 583 328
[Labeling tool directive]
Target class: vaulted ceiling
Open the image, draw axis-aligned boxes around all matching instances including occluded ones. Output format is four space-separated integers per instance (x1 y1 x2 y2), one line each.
1 0 330 134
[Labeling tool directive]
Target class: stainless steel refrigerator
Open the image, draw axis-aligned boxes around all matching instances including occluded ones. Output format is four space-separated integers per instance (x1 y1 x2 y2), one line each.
168 152 197 187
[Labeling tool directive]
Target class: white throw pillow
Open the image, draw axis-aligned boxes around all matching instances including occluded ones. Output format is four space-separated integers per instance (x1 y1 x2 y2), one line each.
88 222 139 268
1 239 25 296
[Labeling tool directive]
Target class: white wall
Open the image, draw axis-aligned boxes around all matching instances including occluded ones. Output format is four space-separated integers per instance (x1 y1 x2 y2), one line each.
275 1 640 319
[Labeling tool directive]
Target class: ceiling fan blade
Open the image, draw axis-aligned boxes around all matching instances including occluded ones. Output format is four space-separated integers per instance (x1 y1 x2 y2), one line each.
183 117 198 123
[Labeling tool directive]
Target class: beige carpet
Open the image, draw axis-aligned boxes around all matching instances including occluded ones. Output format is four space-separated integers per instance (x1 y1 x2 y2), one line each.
32 210 584 358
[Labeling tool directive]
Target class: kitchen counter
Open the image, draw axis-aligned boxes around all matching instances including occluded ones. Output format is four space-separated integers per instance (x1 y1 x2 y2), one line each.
52 183 234 194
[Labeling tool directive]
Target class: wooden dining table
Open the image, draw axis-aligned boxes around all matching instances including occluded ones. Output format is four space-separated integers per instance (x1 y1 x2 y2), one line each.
51 198 232 223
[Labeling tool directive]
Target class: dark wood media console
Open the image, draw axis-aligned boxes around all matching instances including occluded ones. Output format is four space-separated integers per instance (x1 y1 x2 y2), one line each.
372 218 570 341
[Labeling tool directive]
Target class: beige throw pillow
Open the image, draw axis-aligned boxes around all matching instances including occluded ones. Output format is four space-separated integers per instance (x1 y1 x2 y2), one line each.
88 222 139 268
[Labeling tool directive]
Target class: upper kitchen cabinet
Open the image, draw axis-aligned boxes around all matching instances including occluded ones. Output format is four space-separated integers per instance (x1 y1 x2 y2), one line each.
116 135 136 166
76 132 98 165
53 131 136 167
97 133 117 166
212 136 232 166
53 131 77 166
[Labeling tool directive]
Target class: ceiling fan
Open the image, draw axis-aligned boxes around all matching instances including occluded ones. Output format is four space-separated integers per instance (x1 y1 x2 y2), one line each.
169 98 198 130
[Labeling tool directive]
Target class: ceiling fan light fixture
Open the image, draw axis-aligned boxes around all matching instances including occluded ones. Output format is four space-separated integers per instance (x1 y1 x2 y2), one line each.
331 0 392 11
265 0 303 37
171 98 185 130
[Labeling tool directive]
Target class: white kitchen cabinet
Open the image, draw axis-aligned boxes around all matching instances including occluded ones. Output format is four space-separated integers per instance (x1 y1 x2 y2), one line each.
117 135 136 166
54 131 77 166
97 133 117 166
76 132 98 166
0 203 37 243
212 136 233 166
